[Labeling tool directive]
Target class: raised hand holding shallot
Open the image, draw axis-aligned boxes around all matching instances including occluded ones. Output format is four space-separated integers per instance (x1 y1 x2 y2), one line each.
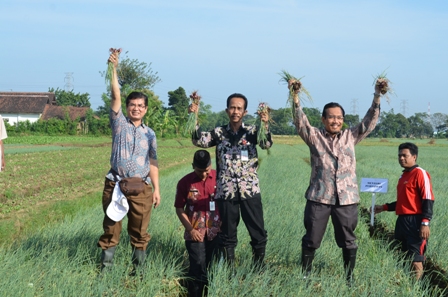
184 91 201 136
105 48 122 88
279 70 312 119
256 102 273 154
373 69 395 103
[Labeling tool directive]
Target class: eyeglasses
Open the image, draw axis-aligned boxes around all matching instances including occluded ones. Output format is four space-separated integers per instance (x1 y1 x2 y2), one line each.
128 103 147 109
326 115 344 120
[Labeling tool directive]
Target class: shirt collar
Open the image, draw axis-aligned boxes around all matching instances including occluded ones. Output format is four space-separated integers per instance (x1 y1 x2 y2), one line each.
402 164 419 172
323 129 342 139
191 169 215 181
126 117 146 128
226 123 245 134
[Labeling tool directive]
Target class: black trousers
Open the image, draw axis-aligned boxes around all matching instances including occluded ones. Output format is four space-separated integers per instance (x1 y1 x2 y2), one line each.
185 237 219 283
302 200 358 250
395 215 426 262
216 196 267 250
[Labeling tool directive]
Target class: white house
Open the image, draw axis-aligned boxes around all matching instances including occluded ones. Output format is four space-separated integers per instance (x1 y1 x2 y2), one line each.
0 92 57 125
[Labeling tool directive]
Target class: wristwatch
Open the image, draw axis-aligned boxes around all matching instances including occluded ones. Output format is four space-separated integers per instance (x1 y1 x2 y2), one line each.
421 221 430 226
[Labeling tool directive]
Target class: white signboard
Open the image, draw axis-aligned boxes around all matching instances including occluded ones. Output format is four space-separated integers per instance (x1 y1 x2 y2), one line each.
360 178 388 193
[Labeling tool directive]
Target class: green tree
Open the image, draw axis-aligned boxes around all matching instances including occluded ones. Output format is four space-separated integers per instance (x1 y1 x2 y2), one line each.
408 113 433 138
212 110 230 128
374 109 401 138
270 108 295 135
168 87 189 113
85 109 111 135
344 114 360 128
197 102 214 131
142 90 164 129
395 113 410 138
49 87 91 107
97 52 162 118
155 110 178 137
243 114 256 125
167 87 189 125
96 93 113 117
99 51 161 90
431 113 448 135
303 107 323 128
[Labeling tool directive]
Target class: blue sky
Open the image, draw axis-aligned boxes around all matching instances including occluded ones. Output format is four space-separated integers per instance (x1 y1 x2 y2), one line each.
1 0 447 118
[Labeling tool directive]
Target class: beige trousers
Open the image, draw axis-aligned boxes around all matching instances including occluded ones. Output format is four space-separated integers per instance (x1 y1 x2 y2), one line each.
98 178 154 250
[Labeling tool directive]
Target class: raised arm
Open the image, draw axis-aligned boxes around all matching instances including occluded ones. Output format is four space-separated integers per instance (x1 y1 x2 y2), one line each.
108 53 121 113
373 79 382 105
352 80 383 143
287 80 316 144
188 102 218 148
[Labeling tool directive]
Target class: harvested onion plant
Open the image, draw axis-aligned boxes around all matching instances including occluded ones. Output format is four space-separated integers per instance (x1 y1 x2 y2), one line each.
373 70 394 104
105 48 122 88
184 91 201 136
279 70 312 119
256 102 272 154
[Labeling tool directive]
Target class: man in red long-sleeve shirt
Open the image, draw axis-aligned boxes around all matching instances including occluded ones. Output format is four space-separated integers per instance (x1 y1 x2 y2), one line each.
374 142 434 280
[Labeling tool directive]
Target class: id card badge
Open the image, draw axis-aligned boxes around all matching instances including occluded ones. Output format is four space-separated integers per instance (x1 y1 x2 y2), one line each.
209 201 215 211
241 150 249 161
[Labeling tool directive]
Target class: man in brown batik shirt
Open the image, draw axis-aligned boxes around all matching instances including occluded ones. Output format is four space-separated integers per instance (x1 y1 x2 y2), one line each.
290 80 382 284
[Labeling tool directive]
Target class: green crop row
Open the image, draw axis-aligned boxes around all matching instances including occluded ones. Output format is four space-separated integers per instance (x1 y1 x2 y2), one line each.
0 138 446 295
4 135 112 145
0 137 210 243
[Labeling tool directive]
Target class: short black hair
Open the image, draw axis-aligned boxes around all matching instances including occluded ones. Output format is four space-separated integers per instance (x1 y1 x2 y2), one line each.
322 102 345 118
399 142 418 157
226 93 248 110
126 92 148 107
192 150 211 169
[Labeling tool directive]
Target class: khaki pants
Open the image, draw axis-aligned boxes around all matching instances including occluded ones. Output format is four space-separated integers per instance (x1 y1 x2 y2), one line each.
98 178 153 250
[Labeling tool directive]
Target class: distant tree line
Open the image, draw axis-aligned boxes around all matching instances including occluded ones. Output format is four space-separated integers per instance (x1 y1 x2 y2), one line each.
5 52 447 139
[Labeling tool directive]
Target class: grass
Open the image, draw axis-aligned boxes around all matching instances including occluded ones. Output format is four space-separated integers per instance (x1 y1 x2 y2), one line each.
357 144 448 270
3 135 112 145
0 136 212 245
0 136 447 295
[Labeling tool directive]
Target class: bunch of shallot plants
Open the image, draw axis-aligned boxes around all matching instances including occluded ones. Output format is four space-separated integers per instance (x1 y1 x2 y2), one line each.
105 48 122 88
256 102 273 154
372 69 395 104
279 70 312 120
184 90 201 136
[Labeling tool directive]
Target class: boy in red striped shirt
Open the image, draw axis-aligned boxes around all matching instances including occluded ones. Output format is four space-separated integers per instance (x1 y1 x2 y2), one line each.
373 142 434 280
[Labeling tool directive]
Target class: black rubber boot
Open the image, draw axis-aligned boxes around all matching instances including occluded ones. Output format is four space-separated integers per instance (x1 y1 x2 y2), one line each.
342 248 357 286
221 247 235 277
188 280 206 297
301 248 315 278
252 246 266 269
130 247 146 277
223 247 235 265
100 246 117 272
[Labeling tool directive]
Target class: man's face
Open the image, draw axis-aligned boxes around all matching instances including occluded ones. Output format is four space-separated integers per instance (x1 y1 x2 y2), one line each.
321 107 344 135
193 165 211 180
398 148 417 169
126 98 148 123
226 97 247 124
